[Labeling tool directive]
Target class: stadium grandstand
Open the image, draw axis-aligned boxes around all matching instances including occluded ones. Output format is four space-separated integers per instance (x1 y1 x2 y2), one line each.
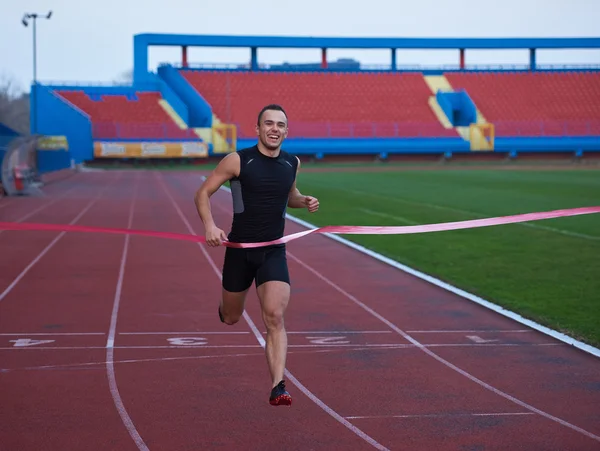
27 33 600 168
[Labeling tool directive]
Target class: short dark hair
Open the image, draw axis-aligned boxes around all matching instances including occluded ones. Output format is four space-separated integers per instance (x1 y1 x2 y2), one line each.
257 104 287 125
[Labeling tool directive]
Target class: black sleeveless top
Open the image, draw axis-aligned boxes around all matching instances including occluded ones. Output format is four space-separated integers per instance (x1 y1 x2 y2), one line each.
227 145 299 244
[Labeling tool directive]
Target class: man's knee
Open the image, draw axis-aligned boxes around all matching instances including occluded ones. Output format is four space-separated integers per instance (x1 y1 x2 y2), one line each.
220 289 248 326
263 308 284 331
221 311 241 326
258 281 290 331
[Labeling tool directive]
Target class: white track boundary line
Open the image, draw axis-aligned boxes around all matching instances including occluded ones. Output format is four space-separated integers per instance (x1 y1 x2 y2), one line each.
159 173 390 451
208 177 600 443
119 331 250 335
205 175 600 358
406 329 532 334
105 172 148 451
0 332 105 336
346 412 535 420
274 330 392 334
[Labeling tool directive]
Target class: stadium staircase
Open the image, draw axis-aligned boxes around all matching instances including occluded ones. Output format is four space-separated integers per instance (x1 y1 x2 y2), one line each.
423 75 492 150
154 97 231 152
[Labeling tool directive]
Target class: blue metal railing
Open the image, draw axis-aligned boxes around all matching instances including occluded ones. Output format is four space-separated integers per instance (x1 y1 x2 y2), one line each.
92 122 199 140
492 120 600 137
282 120 600 139
90 120 600 141
172 62 600 72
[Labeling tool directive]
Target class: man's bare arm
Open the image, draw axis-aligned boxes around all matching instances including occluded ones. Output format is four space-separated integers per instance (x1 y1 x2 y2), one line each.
287 181 307 208
287 158 319 212
194 152 240 245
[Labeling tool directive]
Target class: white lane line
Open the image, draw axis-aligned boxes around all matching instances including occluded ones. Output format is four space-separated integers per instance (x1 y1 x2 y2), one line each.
119 331 250 335
406 329 533 334
345 412 535 420
158 172 391 451
4 351 268 372
2 345 263 350
0 333 105 336
273 330 393 334
0 342 564 351
2 346 395 373
105 171 149 451
118 330 390 335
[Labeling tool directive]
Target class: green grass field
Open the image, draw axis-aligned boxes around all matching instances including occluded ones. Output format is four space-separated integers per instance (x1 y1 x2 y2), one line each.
287 168 600 347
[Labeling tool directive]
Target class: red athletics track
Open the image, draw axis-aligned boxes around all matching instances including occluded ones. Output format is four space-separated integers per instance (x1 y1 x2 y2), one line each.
0 169 599 451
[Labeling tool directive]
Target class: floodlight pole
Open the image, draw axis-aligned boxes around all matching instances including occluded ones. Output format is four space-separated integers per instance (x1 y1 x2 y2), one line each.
22 11 52 135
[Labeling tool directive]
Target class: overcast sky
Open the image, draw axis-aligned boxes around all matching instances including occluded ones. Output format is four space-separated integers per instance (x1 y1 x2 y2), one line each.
1 0 599 93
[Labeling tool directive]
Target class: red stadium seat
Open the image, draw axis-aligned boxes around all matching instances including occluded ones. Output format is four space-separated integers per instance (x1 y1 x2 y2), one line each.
181 70 457 138
444 71 600 137
55 90 196 140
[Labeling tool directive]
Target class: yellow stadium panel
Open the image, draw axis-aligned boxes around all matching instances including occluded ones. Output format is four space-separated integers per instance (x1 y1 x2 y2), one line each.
212 123 237 154
469 123 495 151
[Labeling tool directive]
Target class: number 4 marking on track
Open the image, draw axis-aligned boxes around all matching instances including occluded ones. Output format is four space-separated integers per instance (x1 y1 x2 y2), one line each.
10 338 55 347
306 336 350 345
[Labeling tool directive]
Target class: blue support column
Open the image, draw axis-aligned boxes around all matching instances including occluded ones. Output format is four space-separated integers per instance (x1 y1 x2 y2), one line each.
391 48 396 71
251 47 258 71
529 48 536 71
133 34 150 83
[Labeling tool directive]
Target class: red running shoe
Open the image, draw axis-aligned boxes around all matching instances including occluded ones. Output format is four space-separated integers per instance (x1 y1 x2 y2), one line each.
269 380 292 406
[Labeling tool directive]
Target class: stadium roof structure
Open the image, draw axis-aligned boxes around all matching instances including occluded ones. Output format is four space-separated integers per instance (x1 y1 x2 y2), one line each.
133 33 600 81
135 33 600 49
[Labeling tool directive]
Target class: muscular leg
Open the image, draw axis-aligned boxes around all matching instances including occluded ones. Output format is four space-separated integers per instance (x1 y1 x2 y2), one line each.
219 288 249 325
256 281 290 387
220 247 253 325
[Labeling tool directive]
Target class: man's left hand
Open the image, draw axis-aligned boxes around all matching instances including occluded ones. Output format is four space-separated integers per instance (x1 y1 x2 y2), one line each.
304 196 319 213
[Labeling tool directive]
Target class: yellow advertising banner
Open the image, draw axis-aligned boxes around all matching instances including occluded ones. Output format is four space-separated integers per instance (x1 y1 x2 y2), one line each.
94 141 209 158
38 135 69 151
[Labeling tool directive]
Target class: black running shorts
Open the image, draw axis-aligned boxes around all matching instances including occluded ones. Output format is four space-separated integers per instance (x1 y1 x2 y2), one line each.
221 245 290 292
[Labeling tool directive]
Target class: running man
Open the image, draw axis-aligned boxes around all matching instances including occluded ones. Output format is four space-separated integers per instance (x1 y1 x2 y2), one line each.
194 104 319 406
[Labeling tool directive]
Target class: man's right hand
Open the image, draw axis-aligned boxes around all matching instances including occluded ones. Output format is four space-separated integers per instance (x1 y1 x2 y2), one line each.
206 225 228 247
